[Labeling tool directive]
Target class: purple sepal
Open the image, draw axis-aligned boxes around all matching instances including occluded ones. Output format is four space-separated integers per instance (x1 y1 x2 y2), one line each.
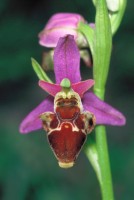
54 35 81 84
19 96 54 134
82 92 126 126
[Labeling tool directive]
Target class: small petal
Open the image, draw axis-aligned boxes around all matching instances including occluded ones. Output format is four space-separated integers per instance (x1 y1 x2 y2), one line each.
39 13 85 47
82 92 126 126
39 79 94 97
54 35 81 84
72 79 95 97
19 96 54 134
39 80 61 96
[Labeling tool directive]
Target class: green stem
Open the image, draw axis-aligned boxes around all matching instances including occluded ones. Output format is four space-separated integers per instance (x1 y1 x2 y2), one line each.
94 85 114 200
95 125 114 200
93 0 114 198
86 89 114 200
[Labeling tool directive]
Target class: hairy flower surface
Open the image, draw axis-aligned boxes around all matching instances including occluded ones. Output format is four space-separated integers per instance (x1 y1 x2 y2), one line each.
20 35 126 167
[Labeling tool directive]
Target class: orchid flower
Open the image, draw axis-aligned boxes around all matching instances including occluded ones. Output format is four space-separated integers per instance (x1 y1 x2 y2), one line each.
20 35 125 168
39 13 93 68
39 13 88 48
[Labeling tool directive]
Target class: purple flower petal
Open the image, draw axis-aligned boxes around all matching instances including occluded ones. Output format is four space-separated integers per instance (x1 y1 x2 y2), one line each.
82 92 126 126
19 96 54 134
39 13 85 47
46 13 85 28
39 29 78 48
72 79 95 97
54 35 81 84
39 80 61 96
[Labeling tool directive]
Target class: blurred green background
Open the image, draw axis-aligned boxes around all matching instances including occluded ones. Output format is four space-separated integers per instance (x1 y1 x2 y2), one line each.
0 0 133 199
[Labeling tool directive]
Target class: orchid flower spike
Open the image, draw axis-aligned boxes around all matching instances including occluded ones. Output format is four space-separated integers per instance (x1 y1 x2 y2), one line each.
20 35 126 168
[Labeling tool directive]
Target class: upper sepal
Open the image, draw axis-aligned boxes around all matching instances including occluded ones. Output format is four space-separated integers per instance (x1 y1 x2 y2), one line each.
54 35 81 84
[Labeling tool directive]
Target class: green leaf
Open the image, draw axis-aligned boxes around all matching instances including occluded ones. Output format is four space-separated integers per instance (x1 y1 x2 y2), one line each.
78 22 94 57
85 136 102 184
31 58 53 83
93 0 112 97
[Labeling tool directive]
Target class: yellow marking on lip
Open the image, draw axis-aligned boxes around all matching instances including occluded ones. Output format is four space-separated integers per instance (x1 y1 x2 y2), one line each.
64 125 69 128
58 162 74 168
